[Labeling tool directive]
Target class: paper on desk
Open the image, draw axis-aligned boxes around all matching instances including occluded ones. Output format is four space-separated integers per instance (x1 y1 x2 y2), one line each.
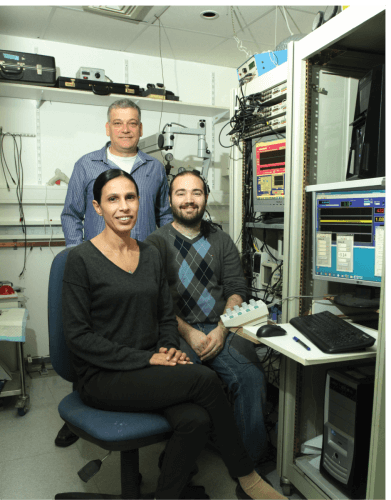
308 455 321 470
301 434 323 455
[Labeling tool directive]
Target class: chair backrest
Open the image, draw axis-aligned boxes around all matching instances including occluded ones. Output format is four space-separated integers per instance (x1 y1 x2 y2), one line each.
48 247 78 383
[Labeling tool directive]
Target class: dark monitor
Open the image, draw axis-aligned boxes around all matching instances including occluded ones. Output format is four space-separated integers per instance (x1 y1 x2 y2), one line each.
347 64 385 180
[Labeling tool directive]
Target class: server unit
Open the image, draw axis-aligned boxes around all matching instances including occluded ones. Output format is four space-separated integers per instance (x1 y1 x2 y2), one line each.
320 365 375 499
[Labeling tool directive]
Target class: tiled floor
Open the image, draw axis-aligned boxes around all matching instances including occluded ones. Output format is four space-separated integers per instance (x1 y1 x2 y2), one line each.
0 372 304 500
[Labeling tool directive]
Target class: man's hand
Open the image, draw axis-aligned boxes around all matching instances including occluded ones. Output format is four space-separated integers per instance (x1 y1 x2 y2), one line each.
187 330 212 357
150 347 193 366
199 325 227 362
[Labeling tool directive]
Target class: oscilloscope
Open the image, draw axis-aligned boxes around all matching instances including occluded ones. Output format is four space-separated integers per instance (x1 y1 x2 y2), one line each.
313 190 385 286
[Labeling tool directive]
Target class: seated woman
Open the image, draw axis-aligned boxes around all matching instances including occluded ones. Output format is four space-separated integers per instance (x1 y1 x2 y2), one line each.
62 168 286 500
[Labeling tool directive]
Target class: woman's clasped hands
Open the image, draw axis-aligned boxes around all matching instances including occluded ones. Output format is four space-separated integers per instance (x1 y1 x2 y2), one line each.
149 347 193 366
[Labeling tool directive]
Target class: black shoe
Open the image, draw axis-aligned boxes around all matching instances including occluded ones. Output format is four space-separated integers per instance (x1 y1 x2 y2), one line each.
258 472 273 488
55 422 79 447
180 484 210 499
158 450 199 483
158 450 205 498
236 484 251 500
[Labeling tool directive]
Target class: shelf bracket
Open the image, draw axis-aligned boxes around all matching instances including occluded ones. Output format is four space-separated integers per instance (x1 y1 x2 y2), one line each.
36 91 45 109
212 110 229 127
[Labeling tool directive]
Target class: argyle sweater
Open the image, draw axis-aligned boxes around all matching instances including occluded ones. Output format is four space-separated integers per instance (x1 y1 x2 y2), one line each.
145 224 247 324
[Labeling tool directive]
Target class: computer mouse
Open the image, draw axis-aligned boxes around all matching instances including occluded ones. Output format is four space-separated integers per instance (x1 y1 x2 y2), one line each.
256 324 286 338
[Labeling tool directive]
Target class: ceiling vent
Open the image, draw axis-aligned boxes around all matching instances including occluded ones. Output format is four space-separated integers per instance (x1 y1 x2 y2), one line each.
82 6 153 23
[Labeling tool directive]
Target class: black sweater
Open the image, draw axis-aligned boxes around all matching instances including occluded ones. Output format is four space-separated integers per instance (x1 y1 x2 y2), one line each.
62 240 180 387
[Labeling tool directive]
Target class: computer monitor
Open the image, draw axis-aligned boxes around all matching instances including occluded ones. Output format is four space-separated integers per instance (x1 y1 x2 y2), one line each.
313 190 385 286
252 135 286 212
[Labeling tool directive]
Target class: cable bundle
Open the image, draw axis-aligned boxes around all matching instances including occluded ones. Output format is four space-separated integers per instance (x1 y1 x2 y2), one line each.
0 133 27 277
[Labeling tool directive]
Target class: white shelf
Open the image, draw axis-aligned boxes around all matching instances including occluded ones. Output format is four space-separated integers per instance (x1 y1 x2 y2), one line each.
0 82 229 118
295 6 385 61
295 456 350 500
306 177 385 193
242 323 377 366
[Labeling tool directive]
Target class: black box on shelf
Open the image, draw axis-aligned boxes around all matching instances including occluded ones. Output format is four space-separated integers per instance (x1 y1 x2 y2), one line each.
0 50 56 86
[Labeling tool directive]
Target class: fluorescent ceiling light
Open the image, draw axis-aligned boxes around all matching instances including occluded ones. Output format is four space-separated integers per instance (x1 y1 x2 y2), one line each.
82 6 153 23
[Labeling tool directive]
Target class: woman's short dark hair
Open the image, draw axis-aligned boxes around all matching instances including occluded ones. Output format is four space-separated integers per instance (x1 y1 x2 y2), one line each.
93 169 139 204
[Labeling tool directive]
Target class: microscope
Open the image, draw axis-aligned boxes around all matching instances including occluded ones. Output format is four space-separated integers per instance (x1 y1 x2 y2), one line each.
138 119 211 180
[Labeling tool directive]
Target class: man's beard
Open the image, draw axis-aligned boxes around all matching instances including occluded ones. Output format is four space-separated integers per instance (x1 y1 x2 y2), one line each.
171 202 206 228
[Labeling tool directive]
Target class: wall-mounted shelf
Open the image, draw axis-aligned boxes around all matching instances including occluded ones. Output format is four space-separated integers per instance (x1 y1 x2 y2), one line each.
0 82 229 118
0 239 65 247
305 177 385 193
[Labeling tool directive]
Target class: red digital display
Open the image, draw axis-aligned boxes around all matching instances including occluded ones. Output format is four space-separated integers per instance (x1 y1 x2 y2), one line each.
375 208 384 213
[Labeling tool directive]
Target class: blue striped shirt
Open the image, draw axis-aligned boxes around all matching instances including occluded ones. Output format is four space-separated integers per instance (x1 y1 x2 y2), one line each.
61 142 173 245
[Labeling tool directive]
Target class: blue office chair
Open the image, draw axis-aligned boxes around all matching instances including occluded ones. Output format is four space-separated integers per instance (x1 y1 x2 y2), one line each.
48 247 173 499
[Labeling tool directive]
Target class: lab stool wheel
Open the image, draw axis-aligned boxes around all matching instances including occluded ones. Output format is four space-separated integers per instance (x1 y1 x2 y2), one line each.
16 393 30 416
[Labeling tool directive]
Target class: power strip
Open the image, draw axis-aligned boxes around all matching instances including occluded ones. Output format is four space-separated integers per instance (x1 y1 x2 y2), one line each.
221 299 268 328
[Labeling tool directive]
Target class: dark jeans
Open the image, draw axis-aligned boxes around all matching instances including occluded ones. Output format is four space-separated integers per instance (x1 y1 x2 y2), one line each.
180 326 268 468
79 363 254 499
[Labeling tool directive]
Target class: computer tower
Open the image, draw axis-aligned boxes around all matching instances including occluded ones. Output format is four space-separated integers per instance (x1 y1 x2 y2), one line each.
347 64 385 180
320 365 375 499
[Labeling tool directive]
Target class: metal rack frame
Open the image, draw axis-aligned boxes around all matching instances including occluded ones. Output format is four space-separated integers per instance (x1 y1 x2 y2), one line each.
230 6 385 499
278 6 385 499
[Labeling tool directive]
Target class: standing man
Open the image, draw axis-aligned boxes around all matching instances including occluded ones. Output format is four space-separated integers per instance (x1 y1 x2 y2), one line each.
57 99 173 447
145 170 269 478
61 98 173 246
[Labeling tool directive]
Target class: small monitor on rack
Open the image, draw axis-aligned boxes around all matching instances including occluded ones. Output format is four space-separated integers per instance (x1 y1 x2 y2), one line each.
313 190 385 286
252 135 286 213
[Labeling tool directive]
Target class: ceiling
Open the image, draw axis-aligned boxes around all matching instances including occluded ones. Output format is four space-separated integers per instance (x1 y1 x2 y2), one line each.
0 5 327 68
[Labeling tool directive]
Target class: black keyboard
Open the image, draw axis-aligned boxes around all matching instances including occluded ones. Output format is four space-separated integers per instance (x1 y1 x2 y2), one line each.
289 311 376 354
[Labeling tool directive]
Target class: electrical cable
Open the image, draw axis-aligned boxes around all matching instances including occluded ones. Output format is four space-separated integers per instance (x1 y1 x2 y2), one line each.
228 83 288 301
1 133 27 277
157 17 166 166
231 7 252 58
163 122 187 132
282 6 294 36
44 185 55 258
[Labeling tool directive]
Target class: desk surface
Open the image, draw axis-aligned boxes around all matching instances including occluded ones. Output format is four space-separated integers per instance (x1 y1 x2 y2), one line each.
243 322 378 366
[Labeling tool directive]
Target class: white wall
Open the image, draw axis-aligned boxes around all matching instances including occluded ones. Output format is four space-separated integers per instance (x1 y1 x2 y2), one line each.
0 34 238 357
